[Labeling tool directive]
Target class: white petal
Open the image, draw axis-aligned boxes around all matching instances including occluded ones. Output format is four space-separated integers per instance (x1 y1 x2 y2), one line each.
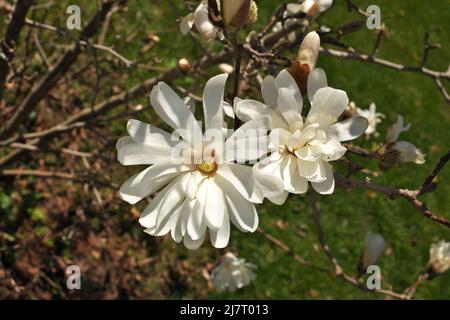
254 170 284 199
318 0 333 12
150 82 199 137
307 87 349 128
116 136 173 166
261 75 277 108
180 12 195 34
216 164 262 203
216 176 259 232
126 119 173 147
395 141 426 164
327 116 368 142
183 232 206 250
223 101 235 119
235 99 269 122
187 179 208 240
307 68 328 104
311 162 335 194
194 3 218 40
139 176 185 228
267 190 289 205
210 210 230 248
203 73 228 131
277 88 303 126
119 162 189 204
275 70 302 107
205 179 226 230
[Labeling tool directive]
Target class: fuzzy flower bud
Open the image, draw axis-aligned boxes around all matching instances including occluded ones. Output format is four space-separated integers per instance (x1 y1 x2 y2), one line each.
429 240 450 274
362 231 386 270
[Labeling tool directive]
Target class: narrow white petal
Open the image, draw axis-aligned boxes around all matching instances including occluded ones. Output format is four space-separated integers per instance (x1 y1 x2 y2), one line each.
328 116 368 142
235 99 269 122
216 164 262 203
261 75 277 108
275 70 302 107
307 68 328 104
187 179 209 240
210 210 230 249
205 179 226 230
183 232 206 250
180 12 195 34
116 136 173 166
203 73 228 131
277 88 303 126
311 162 335 194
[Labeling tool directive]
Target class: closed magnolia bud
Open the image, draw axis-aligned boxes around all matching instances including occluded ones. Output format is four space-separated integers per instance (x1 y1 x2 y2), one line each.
289 31 320 94
429 241 450 274
362 231 386 270
178 58 191 73
222 0 258 29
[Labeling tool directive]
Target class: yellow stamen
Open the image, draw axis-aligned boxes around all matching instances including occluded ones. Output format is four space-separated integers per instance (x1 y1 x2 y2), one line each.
198 161 217 174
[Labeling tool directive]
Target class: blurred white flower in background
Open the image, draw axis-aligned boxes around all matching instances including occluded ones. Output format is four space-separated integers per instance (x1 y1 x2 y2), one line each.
211 252 256 292
362 231 386 270
356 102 384 137
235 68 368 198
117 74 281 249
429 240 450 274
380 116 425 167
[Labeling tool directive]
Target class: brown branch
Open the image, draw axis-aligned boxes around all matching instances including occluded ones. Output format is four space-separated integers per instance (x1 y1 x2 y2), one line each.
0 0 34 101
335 175 450 228
0 0 114 139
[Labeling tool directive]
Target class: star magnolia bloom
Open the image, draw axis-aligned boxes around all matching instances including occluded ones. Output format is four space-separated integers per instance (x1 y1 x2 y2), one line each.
235 68 368 200
356 102 385 137
385 116 425 165
429 240 450 274
180 2 220 41
117 74 281 249
362 231 386 269
211 253 256 292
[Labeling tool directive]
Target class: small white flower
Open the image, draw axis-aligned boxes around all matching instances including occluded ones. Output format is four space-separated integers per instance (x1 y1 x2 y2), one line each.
429 240 450 274
356 102 385 137
211 253 256 292
235 68 368 198
302 0 333 17
117 74 280 249
362 231 386 269
383 116 425 165
180 2 220 41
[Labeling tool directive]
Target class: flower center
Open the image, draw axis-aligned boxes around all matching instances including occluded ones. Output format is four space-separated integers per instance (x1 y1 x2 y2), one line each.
198 161 217 174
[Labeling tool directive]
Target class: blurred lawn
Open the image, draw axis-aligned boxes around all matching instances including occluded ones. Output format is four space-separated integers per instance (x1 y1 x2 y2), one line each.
3 0 448 299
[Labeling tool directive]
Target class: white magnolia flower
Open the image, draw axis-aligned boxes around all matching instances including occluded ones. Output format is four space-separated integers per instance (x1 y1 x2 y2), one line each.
180 2 220 41
211 252 256 292
117 74 281 249
429 240 450 274
272 0 333 34
356 102 384 137
362 231 386 269
235 68 368 199
384 116 425 165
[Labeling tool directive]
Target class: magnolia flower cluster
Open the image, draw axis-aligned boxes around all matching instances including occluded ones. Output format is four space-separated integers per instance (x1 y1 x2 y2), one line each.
379 116 425 169
211 252 256 292
116 31 370 249
429 240 450 274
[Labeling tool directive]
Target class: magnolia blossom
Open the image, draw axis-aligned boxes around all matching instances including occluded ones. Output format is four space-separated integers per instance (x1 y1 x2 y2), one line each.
383 116 425 165
356 102 384 137
429 240 450 274
117 74 282 249
211 252 256 292
362 231 386 269
180 2 220 41
235 68 368 199
272 0 333 35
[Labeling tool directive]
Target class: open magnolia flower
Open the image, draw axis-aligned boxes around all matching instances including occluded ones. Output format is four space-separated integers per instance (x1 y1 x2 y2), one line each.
235 68 368 199
211 252 256 292
356 102 384 137
379 115 425 169
117 74 282 249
